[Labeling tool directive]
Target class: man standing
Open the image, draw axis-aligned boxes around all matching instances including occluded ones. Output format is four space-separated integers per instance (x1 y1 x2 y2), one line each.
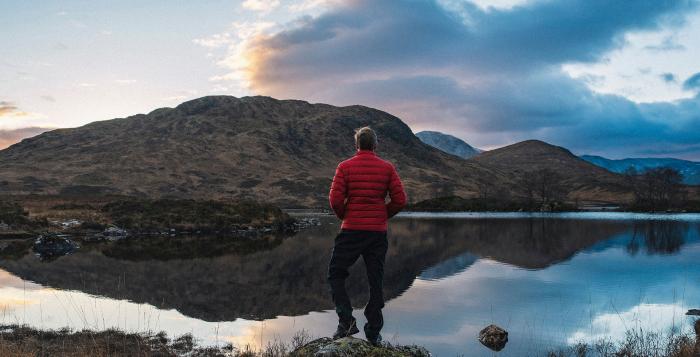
327 126 407 345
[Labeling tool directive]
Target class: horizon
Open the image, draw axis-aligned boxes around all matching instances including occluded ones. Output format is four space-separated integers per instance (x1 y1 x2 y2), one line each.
2 0 700 160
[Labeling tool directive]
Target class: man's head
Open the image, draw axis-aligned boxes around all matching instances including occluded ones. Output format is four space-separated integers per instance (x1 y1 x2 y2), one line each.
354 126 377 151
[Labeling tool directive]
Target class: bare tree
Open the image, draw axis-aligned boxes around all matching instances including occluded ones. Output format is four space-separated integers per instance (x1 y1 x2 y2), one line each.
626 167 683 211
519 168 567 211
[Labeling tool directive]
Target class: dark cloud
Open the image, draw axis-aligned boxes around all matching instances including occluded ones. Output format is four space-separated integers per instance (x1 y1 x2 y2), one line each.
239 0 700 159
661 73 677 83
0 127 52 149
683 72 700 91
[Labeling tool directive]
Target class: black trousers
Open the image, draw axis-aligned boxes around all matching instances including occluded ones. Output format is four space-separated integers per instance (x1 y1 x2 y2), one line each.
327 229 388 337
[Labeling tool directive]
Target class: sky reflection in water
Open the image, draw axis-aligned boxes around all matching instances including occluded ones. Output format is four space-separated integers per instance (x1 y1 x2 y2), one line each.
0 212 699 356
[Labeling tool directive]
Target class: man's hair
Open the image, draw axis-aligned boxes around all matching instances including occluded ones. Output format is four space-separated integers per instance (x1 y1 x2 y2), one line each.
354 126 377 150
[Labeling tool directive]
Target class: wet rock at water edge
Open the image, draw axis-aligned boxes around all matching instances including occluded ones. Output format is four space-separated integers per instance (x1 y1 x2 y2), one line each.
33 233 79 260
478 324 508 351
84 226 129 242
290 336 431 356
687 309 700 316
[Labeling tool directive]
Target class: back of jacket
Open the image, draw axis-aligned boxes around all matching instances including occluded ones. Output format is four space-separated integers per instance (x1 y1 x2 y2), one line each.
328 150 407 231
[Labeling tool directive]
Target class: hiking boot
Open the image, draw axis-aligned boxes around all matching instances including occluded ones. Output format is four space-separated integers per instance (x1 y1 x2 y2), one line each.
332 318 359 339
366 333 383 346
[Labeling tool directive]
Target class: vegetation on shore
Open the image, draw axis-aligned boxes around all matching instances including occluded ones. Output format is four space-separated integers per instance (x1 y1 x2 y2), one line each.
101 198 294 232
545 324 699 357
0 195 295 236
0 324 236 357
1 323 698 357
407 195 576 212
0 325 430 357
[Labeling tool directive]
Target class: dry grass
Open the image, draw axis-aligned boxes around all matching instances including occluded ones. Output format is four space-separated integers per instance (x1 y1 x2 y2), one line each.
0 325 316 357
546 323 699 357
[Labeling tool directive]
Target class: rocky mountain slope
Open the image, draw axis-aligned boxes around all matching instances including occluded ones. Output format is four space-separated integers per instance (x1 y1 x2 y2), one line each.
0 96 510 207
470 140 632 203
415 130 481 159
581 155 700 185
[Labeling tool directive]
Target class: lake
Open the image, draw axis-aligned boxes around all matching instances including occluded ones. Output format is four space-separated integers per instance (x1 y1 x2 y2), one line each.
1 212 699 356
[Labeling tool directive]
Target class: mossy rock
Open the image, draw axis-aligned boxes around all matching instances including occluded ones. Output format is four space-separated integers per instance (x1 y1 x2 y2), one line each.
291 337 431 357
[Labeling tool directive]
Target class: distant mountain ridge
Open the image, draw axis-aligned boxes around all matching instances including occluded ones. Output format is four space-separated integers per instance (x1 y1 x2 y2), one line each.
415 131 481 159
0 95 645 206
581 155 700 185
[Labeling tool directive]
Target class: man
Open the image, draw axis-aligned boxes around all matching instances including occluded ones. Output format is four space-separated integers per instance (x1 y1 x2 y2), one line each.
327 126 407 345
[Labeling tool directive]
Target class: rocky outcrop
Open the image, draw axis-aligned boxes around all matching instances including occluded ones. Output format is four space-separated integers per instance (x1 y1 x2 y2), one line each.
290 337 430 357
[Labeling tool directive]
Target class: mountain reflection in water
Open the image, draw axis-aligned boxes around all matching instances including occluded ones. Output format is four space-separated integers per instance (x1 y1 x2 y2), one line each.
0 213 699 356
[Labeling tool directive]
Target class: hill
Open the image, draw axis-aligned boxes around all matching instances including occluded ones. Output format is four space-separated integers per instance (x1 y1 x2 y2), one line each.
581 155 700 185
415 131 481 159
0 96 510 207
470 140 632 203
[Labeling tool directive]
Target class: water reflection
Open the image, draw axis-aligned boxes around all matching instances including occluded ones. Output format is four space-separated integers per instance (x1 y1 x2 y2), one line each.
0 214 699 356
626 221 687 255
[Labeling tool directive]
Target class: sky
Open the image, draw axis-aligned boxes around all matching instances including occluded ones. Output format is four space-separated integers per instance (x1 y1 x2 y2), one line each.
2 0 700 159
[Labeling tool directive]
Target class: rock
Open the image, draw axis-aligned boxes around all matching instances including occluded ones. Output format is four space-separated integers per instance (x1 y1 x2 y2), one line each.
687 309 700 316
0 222 9 231
290 336 431 357
85 226 129 242
694 320 700 357
478 324 508 352
33 233 79 260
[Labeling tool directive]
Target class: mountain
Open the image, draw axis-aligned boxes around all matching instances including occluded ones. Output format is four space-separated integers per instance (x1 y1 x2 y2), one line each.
581 155 700 185
0 96 511 207
415 131 481 159
470 140 631 203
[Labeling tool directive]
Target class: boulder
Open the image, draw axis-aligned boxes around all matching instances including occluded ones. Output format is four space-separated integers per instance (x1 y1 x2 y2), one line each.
478 324 508 352
687 309 700 316
290 336 431 357
33 233 79 260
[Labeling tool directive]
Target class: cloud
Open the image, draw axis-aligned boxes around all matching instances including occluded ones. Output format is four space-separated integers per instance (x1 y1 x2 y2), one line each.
660 73 677 83
0 127 52 149
115 79 137 85
683 72 700 91
40 95 56 102
0 101 29 117
207 0 700 159
193 33 232 49
643 35 686 51
242 0 280 12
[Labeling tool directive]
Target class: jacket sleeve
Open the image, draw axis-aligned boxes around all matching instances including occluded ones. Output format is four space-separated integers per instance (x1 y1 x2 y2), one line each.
386 164 407 218
329 164 347 219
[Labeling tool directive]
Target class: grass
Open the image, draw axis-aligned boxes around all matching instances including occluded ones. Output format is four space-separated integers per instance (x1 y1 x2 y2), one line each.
101 198 293 232
546 323 698 357
0 324 234 356
0 325 431 357
0 195 296 236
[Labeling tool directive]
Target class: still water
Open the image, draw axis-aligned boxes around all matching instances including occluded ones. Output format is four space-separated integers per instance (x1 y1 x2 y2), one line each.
1 212 699 356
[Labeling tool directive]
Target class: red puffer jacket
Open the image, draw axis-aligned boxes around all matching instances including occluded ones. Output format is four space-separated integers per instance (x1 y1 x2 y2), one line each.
329 150 407 231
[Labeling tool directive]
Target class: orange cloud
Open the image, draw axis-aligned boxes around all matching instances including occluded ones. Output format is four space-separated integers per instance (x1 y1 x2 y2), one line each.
0 101 29 117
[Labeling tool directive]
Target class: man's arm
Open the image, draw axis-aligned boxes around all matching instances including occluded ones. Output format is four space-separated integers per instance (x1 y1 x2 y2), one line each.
386 164 407 218
329 164 348 219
